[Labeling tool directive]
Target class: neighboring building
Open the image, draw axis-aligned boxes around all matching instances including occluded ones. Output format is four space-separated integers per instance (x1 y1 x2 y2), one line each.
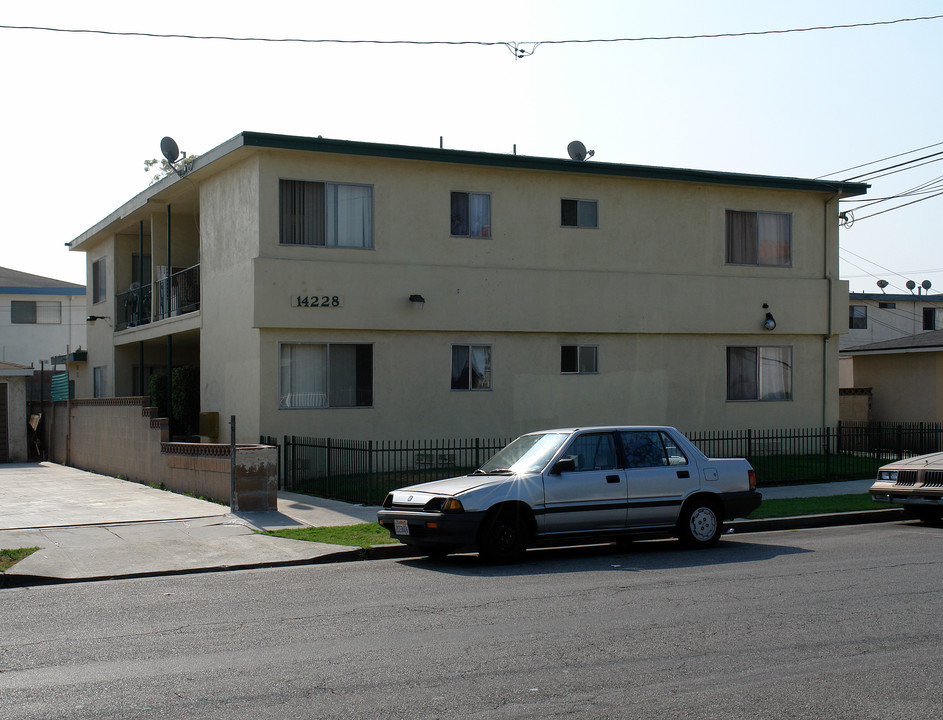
841 330 943 422
843 291 943 350
67 132 867 443
0 360 32 462
0 267 87 370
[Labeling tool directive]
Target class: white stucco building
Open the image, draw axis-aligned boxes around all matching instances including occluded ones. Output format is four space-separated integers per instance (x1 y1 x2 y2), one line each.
67 132 867 442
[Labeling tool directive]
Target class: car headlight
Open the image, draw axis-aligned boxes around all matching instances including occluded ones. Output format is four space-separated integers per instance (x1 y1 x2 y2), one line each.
878 470 899 482
423 497 464 513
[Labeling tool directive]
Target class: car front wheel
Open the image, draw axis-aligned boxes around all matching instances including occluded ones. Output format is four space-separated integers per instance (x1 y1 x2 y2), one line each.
477 509 528 563
678 499 723 548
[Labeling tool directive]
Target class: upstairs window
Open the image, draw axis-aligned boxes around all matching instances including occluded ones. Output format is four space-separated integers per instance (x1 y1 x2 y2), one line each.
725 210 791 266
561 345 598 374
561 199 598 228
11 300 61 324
451 345 492 390
279 179 374 248
92 258 107 304
849 305 868 330
727 346 793 402
450 192 491 238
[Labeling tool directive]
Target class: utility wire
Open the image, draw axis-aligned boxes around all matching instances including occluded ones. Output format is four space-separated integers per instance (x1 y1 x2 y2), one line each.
0 13 940 58
818 140 943 179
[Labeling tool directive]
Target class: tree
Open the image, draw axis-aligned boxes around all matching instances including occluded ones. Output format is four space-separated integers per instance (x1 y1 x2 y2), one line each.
143 155 200 186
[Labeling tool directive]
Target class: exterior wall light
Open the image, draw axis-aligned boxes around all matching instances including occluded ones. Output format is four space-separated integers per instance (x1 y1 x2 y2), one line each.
86 315 110 323
764 312 776 331
409 295 426 304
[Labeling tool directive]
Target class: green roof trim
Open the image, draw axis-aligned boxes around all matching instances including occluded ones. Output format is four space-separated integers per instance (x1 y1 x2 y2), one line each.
240 131 869 197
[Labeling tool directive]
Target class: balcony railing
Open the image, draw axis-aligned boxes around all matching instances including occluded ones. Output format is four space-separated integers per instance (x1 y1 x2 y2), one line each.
114 264 199 331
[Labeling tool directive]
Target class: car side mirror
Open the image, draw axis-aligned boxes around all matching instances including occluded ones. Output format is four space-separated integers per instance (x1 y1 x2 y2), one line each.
552 458 576 474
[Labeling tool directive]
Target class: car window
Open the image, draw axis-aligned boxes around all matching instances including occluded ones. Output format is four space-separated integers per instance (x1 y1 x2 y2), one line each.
562 433 618 471
620 431 670 469
659 431 689 466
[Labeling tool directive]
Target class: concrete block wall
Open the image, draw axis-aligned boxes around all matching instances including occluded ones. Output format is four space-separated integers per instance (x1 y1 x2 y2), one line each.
64 398 276 509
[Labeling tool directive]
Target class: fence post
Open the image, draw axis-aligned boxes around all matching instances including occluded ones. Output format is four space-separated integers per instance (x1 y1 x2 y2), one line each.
327 437 333 497
747 428 753 459
824 426 831 481
289 436 296 491
896 424 903 460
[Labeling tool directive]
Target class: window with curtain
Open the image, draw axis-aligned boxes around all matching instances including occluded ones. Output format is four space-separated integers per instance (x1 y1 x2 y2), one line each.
11 300 61 324
279 179 374 248
279 343 373 408
561 345 598 374
92 258 107 304
727 346 792 401
561 198 598 228
849 305 868 329
725 210 791 266
450 192 491 237
451 345 492 390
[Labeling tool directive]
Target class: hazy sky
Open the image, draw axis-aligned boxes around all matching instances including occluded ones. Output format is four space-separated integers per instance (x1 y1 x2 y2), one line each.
2 1 941 295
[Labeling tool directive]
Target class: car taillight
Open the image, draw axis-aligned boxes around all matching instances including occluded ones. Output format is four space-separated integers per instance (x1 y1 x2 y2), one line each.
748 469 756 491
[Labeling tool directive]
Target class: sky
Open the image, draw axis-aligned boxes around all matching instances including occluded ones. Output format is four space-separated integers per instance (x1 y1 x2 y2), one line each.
1 0 941 295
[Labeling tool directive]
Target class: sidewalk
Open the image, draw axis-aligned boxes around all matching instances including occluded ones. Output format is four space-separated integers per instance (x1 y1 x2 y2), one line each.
0 463 892 585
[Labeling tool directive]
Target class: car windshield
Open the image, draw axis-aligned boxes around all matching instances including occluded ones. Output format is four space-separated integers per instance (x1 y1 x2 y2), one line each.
478 433 570 474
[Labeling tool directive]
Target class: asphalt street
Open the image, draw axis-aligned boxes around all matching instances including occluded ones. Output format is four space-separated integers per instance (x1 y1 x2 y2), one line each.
1 522 940 719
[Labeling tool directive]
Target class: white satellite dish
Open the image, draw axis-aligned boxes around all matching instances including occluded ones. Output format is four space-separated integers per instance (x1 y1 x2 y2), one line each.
567 140 595 162
160 136 180 164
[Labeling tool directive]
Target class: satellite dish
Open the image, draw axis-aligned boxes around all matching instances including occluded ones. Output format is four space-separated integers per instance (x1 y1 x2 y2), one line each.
567 140 595 162
922 280 932 291
160 136 180 164
876 279 889 290
906 280 917 292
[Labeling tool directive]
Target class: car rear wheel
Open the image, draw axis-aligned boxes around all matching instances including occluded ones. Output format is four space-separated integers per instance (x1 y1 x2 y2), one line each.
477 509 528 563
678 498 722 548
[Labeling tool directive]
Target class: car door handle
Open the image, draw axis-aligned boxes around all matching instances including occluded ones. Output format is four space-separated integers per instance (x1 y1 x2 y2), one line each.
676 470 690 479
606 475 621 483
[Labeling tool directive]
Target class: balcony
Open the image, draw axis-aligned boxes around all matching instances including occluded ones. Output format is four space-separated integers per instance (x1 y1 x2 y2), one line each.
115 264 199 331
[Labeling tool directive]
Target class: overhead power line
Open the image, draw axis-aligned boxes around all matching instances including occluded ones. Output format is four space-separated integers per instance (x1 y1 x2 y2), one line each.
0 14 941 58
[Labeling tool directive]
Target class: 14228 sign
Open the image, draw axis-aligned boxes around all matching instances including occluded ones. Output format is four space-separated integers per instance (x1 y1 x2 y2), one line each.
293 295 342 308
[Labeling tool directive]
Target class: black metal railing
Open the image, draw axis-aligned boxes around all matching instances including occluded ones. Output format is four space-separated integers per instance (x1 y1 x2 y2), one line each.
261 422 943 505
156 264 200 321
115 283 153 330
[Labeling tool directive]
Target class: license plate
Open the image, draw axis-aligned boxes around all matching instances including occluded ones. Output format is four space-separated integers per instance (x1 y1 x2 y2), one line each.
394 519 410 536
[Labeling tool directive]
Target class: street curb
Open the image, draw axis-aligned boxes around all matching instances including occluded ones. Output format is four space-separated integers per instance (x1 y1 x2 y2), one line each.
727 508 905 534
0 509 907 587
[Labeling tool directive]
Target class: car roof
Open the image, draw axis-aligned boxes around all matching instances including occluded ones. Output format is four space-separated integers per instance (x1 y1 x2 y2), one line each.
525 426 678 434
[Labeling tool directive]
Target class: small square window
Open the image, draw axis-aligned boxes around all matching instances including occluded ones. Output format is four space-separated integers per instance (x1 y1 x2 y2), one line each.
561 345 598 374
561 199 598 228
849 305 867 330
451 192 491 238
451 345 492 390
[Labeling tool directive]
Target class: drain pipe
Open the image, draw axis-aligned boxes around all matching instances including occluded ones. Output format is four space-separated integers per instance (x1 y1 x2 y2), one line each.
823 191 840 429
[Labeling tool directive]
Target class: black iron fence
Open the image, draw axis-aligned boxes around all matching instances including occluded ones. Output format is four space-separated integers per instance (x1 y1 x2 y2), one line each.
260 421 943 505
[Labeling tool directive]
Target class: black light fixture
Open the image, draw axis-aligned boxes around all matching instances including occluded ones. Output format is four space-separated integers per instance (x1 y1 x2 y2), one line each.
409 294 426 304
762 304 776 331
86 315 109 323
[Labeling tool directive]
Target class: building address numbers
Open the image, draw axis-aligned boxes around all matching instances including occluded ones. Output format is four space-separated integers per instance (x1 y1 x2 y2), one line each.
293 295 343 308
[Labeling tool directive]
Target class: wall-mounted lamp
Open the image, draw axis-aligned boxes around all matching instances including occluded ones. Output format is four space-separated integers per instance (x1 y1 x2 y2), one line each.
86 315 110 323
763 312 776 331
409 294 426 305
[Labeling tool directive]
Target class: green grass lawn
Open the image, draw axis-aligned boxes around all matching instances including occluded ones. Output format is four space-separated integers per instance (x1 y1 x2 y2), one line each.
0 547 39 573
747 493 897 519
263 524 398 548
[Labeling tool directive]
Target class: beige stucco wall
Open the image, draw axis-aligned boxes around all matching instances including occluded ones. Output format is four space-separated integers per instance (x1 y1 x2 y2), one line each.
199 156 263 439
0 292 86 369
851 351 943 422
